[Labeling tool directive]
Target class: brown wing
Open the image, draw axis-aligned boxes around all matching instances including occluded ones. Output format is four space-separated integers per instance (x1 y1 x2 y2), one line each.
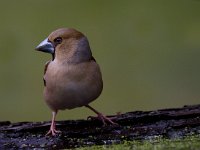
43 61 51 86
90 56 96 62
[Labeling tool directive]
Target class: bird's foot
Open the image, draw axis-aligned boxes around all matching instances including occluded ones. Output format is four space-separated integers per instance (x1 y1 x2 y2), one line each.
46 128 61 136
88 113 118 126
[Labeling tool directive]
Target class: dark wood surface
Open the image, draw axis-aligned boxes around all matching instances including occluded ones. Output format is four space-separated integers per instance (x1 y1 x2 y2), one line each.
1 104 200 149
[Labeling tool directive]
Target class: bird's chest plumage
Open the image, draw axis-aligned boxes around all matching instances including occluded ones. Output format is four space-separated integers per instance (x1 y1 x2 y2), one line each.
43 60 103 110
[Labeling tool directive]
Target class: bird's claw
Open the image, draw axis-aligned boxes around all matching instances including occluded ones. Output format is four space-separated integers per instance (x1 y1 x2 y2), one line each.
45 128 61 136
87 113 118 126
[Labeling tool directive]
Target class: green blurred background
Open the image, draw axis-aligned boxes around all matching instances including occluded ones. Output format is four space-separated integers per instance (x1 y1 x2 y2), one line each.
0 0 200 122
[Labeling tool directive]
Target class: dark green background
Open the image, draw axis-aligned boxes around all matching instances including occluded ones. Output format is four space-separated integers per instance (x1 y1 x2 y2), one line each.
0 0 200 122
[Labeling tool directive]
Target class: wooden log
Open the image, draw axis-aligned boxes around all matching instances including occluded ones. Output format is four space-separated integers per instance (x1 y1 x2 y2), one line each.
0 104 200 149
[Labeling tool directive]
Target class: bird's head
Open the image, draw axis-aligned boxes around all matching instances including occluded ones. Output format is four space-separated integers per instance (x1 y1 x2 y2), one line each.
36 28 92 63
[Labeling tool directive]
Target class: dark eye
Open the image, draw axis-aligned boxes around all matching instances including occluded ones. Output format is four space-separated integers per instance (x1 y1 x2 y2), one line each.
54 37 62 45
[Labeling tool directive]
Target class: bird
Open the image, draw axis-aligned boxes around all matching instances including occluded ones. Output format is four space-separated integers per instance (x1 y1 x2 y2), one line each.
35 28 115 136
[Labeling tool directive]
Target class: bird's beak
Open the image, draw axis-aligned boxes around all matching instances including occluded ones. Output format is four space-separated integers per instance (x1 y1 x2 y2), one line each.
35 38 54 54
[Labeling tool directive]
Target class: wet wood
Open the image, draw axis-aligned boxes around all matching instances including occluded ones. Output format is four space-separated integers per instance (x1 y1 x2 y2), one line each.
0 104 200 149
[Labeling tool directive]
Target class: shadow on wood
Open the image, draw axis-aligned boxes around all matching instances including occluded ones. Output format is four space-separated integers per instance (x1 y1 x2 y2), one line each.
0 104 200 149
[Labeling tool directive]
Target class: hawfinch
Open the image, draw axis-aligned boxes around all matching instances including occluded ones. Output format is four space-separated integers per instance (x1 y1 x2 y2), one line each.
35 28 115 136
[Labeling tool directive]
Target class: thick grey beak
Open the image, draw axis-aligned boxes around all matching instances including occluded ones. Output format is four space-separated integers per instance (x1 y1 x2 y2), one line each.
35 38 54 54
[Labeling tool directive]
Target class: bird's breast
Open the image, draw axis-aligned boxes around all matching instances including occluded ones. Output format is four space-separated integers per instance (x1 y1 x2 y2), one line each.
43 61 103 110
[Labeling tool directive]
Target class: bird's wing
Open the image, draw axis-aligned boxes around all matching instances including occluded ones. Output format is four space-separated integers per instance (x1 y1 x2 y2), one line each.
90 56 96 62
43 61 51 86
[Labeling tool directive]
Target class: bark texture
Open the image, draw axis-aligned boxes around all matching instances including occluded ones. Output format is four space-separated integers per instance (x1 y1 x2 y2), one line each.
0 104 200 149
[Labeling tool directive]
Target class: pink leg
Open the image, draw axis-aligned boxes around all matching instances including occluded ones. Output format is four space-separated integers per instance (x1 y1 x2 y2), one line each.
46 111 61 136
85 105 117 125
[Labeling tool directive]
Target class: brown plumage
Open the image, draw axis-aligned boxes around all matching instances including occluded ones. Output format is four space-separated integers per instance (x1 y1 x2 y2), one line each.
36 28 115 136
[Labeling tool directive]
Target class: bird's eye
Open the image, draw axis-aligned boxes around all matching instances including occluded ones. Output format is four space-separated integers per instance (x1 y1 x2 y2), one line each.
54 37 62 45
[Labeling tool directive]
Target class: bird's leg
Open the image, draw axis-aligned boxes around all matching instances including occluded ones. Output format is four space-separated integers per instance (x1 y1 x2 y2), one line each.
85 105 117 126
46 111 61 136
